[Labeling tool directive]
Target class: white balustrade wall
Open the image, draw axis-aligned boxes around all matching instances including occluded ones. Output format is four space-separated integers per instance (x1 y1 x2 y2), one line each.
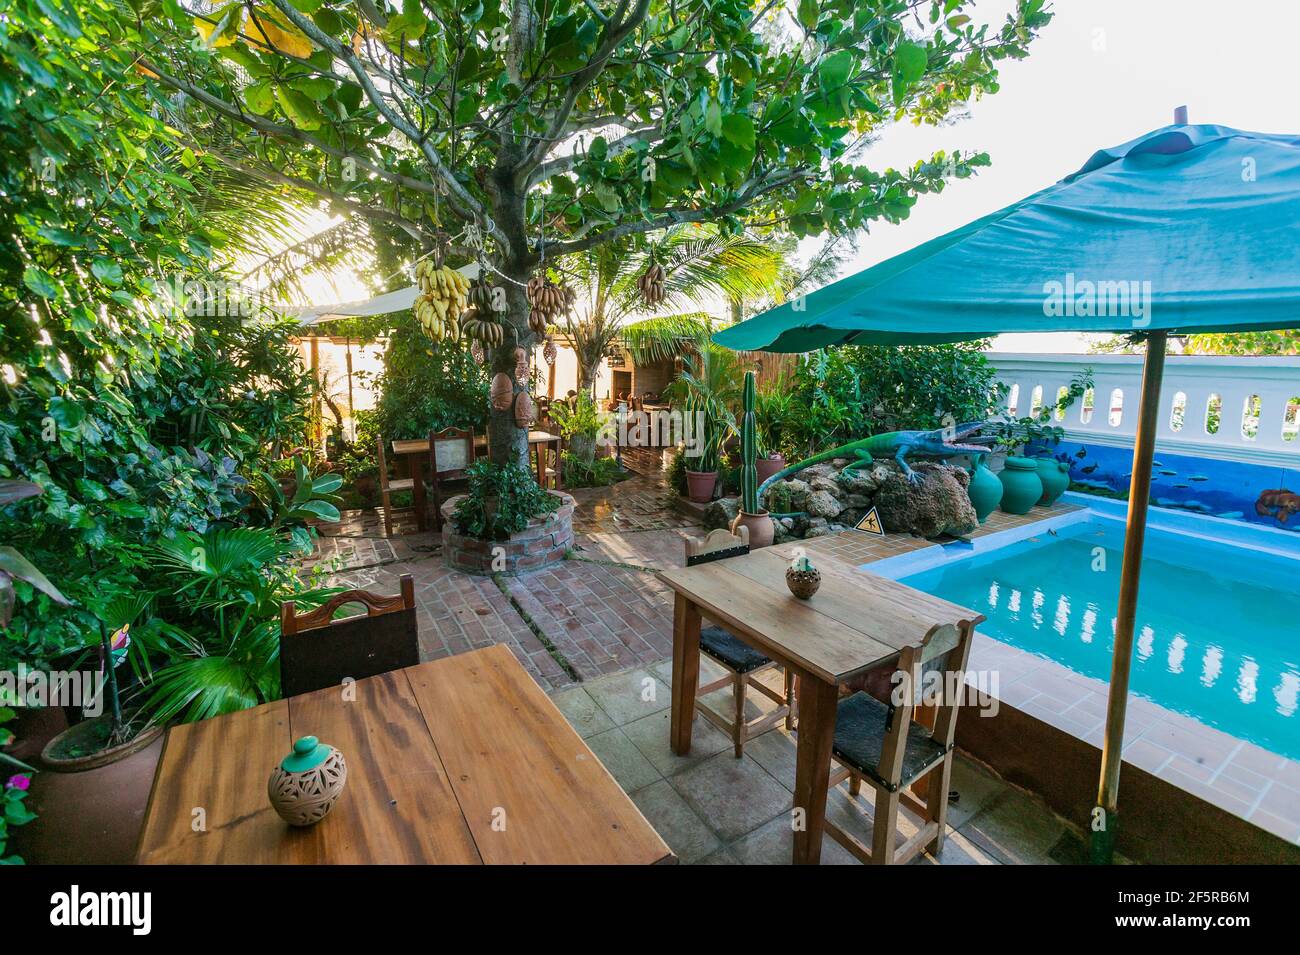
985 353 1300 468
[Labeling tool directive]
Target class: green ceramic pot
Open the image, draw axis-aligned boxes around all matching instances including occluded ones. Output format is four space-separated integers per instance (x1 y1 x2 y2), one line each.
1034 456 1071 506
966 456 1004 523
998 456 1044 515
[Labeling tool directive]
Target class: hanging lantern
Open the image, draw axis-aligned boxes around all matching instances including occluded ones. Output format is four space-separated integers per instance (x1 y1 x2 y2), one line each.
543 337 557 366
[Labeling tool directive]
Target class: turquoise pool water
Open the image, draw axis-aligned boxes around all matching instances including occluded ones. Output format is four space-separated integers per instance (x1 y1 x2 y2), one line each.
898 519 1300 760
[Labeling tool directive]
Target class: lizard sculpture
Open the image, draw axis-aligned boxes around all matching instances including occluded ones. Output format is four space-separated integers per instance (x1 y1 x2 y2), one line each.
758 422 995 506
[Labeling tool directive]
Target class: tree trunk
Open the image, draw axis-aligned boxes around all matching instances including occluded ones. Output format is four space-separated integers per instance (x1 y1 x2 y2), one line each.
486 266 533 470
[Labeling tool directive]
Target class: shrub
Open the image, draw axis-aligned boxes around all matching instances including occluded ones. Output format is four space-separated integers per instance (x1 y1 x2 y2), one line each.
452 460 560 540
367 316 489 441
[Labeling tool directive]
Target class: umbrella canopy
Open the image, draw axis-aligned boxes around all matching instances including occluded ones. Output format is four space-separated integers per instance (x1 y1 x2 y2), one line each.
715 124 1300 351
714 119 1300 865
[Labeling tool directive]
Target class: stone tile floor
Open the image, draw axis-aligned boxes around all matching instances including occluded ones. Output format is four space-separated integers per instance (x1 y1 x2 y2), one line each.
311 460 1094 863
554 659 1097 865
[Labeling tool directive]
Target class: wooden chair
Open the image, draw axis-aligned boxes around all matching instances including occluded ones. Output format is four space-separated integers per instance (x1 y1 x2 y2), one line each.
428 427 476 531
279 575 419 698
683 527 795 757
376 436 416 538
823 619 976 865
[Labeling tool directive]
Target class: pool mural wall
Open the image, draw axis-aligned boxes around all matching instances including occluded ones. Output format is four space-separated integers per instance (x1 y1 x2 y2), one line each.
1030 439 1300 530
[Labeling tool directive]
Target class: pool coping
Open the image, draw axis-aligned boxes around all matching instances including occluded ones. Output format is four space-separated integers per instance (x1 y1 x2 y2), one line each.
798 506 1300 849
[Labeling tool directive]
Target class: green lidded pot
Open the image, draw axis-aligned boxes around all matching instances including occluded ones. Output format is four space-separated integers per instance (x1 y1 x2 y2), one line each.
1034 456 1070 506
998 456 1044 515
966 455 1003 523
267 735 348 827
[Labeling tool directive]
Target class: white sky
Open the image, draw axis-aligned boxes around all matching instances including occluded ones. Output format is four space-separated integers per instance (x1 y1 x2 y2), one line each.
847 0 1297 353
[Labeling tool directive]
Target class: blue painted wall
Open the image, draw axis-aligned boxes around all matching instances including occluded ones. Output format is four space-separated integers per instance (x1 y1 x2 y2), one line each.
1033 440 1300 532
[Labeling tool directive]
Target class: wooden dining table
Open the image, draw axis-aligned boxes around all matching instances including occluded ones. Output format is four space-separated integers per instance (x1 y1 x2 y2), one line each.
391 430 563 514
658 547 983 865
135 645 673 865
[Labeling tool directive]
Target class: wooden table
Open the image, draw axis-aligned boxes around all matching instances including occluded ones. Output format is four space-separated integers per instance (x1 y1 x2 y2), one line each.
658 548 983 865
136 645 673 865
391 430 563 509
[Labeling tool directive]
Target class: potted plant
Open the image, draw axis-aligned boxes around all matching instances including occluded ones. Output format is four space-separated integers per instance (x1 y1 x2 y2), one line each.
754 382 792 484
732 371 774 546
452 459 561 540
665 342 741 503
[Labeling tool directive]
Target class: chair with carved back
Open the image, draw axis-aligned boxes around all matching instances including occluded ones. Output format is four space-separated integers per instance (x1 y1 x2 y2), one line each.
376 437 416 538
823 618 976 864
427 427 476 531
683 527 795 757
279 575 419 698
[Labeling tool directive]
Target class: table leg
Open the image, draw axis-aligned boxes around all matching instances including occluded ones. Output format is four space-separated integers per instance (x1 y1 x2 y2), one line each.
551 439 562 490
410 455 428 532
792 676 839 865
669 593 701 755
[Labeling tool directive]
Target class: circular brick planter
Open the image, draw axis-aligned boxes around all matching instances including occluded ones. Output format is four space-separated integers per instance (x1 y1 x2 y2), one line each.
441 492 575 576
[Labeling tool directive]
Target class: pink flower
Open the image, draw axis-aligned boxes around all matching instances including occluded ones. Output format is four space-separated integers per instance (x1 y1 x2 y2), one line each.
5 774 30 791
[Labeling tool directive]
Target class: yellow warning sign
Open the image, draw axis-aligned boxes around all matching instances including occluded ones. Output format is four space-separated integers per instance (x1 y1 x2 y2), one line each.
855 506 884 536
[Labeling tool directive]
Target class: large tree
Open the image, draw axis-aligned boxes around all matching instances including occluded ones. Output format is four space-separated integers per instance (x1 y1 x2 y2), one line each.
137 0 1050 466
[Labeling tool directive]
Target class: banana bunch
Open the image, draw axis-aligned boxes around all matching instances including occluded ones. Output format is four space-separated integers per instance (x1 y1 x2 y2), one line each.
460 313 505 347
637 262 666 306
413 260 469 342
526 274 575 331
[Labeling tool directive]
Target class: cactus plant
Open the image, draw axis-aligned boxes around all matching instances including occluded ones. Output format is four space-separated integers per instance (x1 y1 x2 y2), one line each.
740 370 758 514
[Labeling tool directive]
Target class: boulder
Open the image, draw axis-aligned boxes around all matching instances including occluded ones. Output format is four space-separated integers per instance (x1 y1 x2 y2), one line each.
845 493 871 509
839 468 880 495
702 496 739 531
810 475 846 498
874 462 978 539
806 489 842 519
804 517 832 538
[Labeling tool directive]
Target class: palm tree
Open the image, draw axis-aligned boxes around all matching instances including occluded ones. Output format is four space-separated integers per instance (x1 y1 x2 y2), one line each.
553 224 792 392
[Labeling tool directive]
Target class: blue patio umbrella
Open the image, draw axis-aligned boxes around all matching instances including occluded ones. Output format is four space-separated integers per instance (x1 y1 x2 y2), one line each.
715 116 1300 862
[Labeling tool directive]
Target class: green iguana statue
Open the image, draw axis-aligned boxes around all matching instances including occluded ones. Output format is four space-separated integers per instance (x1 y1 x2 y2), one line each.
759 422 994 506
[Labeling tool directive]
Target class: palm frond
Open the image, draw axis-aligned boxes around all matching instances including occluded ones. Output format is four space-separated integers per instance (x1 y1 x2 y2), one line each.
622 313 712 364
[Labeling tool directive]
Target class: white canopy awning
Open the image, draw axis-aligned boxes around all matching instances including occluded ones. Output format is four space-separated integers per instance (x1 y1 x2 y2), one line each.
287 262 480 328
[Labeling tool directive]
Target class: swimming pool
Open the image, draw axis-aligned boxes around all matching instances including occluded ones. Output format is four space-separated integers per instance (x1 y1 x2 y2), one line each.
883 502 1300 761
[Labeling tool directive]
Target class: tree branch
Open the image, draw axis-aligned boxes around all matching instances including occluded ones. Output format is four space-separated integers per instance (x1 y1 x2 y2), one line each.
267 0 506 245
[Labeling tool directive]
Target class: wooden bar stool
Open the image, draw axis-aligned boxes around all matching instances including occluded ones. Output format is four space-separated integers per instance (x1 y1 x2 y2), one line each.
823 619 976 864
683 527 795 757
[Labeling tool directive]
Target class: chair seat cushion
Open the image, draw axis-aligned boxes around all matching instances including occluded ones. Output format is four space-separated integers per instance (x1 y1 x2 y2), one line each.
386 478 416 492
700 625 771 674
832 692 947 792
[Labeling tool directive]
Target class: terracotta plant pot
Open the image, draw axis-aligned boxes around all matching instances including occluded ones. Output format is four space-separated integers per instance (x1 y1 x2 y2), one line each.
41 712 163 773
755 454 786 485
731 510 774 548
684 470 718 503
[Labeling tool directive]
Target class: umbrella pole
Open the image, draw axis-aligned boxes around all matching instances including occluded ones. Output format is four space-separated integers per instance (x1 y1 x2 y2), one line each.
1091 329 1167 864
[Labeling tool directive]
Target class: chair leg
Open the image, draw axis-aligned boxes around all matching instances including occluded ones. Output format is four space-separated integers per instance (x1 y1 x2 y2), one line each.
925 753 954 857
783 668 796 730
732 673 746 758
848 772 862 797
872 790 900 865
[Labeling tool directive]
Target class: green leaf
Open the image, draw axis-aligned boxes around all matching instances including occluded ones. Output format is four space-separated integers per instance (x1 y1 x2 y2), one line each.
797 0 819 31
311 473 343 494
0 546 70 606
721 114 756 150
295 500 339 522
894 41 928 87
275 86 324 129
22 266 58 299
46 396 84 428
91 259 123 286
704 99 723 138
819 50 855 92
